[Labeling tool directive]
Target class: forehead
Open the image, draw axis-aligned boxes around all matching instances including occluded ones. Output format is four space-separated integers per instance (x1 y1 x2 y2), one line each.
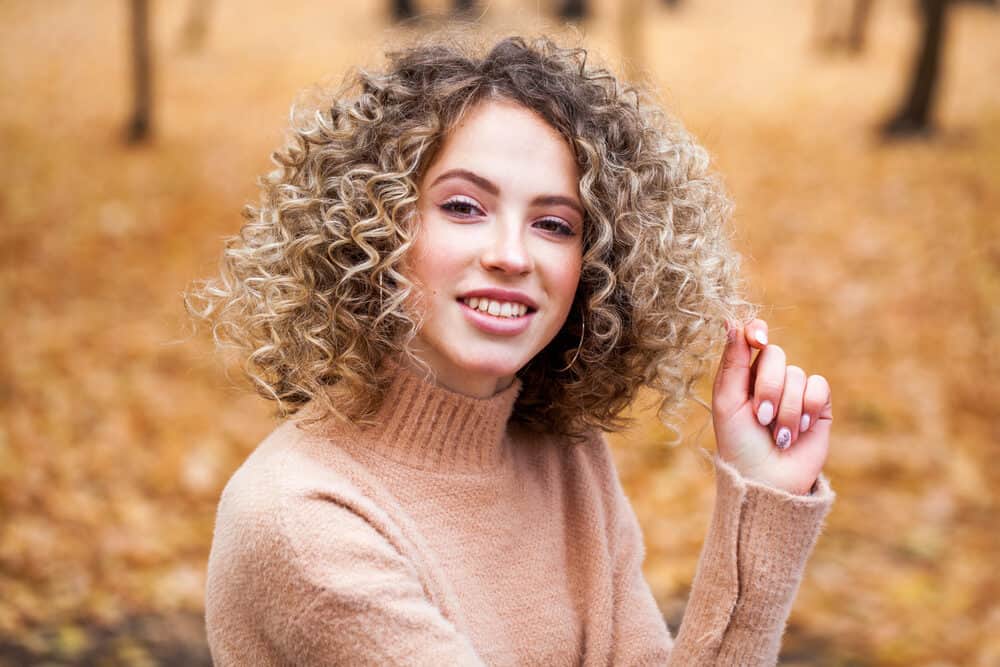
422 99 581 194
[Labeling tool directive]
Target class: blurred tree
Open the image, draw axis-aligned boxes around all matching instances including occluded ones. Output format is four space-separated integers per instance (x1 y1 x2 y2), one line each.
178 0 212 53
559 0 680 21
814 0 874 53
620 0 644 81
453 0 476 16
558 0 587 20
881 0 949 137
125 0 152 144
392 0 414 21
392 0 476 21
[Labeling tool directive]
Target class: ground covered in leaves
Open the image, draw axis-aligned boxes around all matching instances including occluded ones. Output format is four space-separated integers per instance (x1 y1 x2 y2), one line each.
1 0 997 665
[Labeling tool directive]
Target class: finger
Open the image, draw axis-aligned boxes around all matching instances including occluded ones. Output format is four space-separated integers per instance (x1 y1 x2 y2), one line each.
713 320 753 413
748 340 763 389
752 344 787 427
744 319 770 389
744 318 769 350
800 374 833 433
774 365 807 450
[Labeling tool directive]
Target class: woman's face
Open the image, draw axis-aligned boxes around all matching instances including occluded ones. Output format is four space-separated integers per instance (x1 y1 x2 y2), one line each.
407 99 584 397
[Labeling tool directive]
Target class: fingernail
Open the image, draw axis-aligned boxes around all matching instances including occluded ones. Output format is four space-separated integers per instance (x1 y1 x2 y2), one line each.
800 414 811 432
776 427 791 450
756 400 774 426
754 330 768 346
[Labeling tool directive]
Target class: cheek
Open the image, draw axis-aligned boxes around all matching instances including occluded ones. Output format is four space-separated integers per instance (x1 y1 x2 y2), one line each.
547 251 583 307
405 221 469 298
408 243 459 290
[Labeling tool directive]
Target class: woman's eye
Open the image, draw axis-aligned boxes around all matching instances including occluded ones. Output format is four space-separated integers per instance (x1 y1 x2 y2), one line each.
534 218 575 237
440 197 483 217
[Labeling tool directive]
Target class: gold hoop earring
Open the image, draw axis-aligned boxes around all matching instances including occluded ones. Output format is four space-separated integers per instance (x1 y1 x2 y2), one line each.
557 317 585 373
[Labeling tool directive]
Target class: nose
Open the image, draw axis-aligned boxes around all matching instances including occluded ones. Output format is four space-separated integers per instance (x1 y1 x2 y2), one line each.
480 218 532 275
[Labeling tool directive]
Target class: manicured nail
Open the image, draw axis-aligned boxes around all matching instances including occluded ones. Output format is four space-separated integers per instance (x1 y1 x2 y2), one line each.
800 414 811 432
754 329 768 346
776 427 791 450
756 400 774 426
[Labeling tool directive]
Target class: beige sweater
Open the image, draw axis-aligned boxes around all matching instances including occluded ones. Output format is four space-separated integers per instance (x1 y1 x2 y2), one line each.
205 363 833 665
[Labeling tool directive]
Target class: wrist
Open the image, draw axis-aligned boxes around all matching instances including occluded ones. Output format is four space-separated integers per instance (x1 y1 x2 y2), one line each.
725 457 820 496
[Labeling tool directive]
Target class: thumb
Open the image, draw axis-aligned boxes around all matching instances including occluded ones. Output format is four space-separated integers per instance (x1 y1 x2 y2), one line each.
713 321 753 414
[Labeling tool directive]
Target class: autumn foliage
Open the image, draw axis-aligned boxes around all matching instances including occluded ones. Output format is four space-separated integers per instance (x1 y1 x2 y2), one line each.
1 0 997 664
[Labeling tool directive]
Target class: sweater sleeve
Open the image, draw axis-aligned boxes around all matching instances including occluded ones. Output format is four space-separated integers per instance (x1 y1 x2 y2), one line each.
666 455 835 665
607 451 834 666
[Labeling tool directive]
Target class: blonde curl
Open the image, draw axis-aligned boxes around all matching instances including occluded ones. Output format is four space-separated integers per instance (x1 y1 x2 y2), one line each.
186 33 756 437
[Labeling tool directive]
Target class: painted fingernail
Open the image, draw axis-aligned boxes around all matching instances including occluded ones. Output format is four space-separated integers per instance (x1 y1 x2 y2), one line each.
800 414 811 432
754 330 768 346
757 400 774 426
776 427 791 450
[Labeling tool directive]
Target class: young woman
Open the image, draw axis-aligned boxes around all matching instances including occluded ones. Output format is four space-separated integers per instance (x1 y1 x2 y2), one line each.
192 35 834 666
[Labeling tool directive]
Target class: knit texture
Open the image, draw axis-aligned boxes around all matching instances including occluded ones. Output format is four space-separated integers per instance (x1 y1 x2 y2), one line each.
205 363 834 666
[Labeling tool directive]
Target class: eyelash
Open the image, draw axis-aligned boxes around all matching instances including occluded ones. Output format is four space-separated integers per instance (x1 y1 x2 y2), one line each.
439 197 576 237
440 196 482 218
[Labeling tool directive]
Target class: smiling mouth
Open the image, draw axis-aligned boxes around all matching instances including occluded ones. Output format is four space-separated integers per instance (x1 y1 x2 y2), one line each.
459 297 533 319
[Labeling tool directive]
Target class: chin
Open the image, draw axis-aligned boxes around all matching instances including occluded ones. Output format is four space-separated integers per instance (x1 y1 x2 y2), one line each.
451 346 531 380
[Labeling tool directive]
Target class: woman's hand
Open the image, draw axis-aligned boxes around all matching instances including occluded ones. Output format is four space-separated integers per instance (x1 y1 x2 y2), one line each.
711 318 833 495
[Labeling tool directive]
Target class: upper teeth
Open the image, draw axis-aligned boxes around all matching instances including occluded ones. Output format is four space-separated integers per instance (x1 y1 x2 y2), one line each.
462 297 529 318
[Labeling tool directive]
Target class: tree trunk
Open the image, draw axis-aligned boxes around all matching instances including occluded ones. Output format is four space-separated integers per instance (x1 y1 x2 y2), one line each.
620 0 643 82
179 0 211 53
882 0 948 137
126 0 152 144
392 0 415 22
814 0 873 54
452 0 475 17
847 0 873 52
559 0 587 20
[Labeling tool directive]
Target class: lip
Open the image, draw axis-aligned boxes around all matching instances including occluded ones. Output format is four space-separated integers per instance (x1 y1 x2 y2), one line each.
456 287 539 310
458 301 535 336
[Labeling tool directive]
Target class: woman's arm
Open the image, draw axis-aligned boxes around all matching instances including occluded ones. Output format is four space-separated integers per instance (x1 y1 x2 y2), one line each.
606 451 832 666
608 317 835 665
669 456 833 664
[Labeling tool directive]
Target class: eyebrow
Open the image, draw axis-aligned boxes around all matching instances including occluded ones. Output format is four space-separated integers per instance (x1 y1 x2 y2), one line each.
430 168 585 218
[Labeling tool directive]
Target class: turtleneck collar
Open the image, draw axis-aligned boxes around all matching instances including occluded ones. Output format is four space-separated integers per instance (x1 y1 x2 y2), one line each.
341 360 523 474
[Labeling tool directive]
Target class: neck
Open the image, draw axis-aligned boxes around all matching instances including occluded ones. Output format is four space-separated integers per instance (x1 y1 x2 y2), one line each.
400 356 517 399
310 358 523 473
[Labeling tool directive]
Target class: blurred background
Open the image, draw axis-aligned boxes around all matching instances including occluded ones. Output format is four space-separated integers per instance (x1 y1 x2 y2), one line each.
1 0 997 664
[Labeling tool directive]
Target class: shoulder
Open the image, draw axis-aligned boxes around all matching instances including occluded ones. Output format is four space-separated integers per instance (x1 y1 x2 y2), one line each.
213 416 348 527
205 418 481 664
209 413 407 589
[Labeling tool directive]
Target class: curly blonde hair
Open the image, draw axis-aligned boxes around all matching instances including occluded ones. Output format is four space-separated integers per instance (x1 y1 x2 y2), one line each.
186 33 755 437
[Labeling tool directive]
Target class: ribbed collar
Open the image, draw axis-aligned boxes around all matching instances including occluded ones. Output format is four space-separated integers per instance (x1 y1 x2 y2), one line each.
349 361 523 474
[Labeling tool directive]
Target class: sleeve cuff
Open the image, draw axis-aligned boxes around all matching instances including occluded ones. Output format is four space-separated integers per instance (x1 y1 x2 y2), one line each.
712 456 834 567
713 456 835 505
669 453 835 664
712 456 834 658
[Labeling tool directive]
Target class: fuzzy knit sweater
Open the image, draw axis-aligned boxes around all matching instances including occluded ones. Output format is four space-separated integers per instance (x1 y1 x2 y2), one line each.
204 363 834 666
